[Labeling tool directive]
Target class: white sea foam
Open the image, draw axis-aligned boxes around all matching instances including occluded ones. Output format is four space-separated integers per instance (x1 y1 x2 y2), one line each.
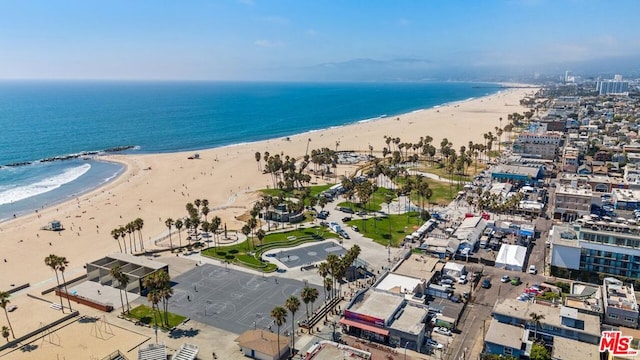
0 164 91 205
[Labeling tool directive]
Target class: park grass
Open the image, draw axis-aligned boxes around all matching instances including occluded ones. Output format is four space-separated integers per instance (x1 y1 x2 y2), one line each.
126 305 186 330
337 187 397 212
201 227 325 272
394 176 462 206
347 211 423 247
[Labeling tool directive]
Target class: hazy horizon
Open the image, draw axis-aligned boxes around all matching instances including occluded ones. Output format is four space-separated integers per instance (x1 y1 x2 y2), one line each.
2 0 639 81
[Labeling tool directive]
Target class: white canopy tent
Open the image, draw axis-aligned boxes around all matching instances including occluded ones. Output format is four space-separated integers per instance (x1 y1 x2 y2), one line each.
494 244 527 271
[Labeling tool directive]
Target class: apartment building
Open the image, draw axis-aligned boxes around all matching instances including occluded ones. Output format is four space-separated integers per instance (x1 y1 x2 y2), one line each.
553 185 592 222
602 277 639 328
550 224 640 279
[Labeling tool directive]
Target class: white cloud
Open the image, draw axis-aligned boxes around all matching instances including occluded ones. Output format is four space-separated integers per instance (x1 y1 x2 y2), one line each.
254 40 285 48
262 16 289 25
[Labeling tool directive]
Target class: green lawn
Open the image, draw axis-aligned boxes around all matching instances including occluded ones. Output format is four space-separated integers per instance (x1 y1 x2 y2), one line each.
394 176 462 206
347 211 423 247
338 187 397 212
126 305 187 330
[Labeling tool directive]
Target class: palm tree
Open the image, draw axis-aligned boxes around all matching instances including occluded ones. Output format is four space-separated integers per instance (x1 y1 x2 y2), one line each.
1 325 9 343
125 222 136 253
0 291 15 339
134 218 145 252
175 219 183 248
119 226 127 254
44 254 65 312
271 306 287 358
529 312 545 340
301 287 319 322
111 265 126 314
285 295 300 356
165 218 174 251
256 229 266 248
318 262 330 300
111 228 123 253
55 256 73 312
241 225 251 251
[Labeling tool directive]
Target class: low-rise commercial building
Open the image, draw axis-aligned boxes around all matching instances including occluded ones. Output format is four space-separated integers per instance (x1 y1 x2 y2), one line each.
603 277 639 328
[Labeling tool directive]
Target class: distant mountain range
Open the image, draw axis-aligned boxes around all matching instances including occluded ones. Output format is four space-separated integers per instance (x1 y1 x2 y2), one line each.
263 55 640 83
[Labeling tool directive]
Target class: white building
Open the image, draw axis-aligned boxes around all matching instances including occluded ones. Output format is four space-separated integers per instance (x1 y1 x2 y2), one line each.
495 245 527 271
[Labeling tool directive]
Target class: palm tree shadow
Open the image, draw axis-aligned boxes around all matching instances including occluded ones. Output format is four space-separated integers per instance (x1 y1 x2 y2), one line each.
168 328 200 339
78 316 100 323
19 344 39 352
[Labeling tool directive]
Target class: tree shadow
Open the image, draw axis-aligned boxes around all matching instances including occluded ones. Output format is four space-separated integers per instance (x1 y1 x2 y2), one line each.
20 344 39 352
79 316 100 323
168 328 200 339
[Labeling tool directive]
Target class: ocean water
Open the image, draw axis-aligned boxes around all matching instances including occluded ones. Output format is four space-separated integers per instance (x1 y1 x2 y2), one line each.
0 81 501 220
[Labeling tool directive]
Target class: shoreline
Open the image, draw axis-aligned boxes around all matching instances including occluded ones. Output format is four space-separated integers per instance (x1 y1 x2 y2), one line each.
0 83 509 221
0 85 538 291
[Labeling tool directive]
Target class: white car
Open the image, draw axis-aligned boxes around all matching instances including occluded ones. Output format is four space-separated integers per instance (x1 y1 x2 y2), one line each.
528 265 537 274
458 275 467 284
433 327 452 336
426 339 444 349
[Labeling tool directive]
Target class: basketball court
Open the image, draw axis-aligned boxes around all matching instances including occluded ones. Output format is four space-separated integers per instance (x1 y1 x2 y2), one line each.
266 241 347 269
168 264 325 335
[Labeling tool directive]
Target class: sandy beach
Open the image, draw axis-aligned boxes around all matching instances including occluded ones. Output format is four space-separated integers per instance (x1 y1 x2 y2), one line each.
0 86 537 291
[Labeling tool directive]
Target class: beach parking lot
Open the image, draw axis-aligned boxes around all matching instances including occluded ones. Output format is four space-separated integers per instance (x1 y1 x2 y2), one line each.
166 264 324 335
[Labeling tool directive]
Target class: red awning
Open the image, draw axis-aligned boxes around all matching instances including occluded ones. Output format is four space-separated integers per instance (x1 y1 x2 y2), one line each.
339 318 389 336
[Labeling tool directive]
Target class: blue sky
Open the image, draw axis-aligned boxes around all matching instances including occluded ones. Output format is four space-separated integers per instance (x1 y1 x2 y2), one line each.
0 0 638 80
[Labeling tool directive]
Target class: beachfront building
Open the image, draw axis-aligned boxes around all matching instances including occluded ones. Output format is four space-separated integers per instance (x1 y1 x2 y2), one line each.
235 329 290 360
453 216 486 251
339 289 429 353
86 253 169 294
491 298 601 345
602 277 639 328
489 164 543 184
549 224 640 280
553 185 592 222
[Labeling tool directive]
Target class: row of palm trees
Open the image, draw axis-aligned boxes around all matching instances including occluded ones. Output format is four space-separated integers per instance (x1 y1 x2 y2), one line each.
44 254 73 313
318 245 361 301
110 218 145 254
164 199 225 251
142 270 173 328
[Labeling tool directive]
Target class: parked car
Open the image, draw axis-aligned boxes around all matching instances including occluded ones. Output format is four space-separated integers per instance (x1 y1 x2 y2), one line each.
501 275 510 283
433 327 452 336
440 278 454 286
426 339 444 349
458 274 467 284
316 212 328 220
342 216 352 222
528 265 537 274
351 225 359 232
511 276 521 285
339 207 355 214
481 279 491 288
339 231 350 239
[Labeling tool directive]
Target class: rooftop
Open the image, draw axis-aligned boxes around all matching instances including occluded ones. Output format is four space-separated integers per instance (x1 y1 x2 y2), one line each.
492 299 601 337
603 278 638 312
490 164 541 177
555 185 593 196
348 289 404 324
375 273 425 294
235 329 288 357
389 303 428 335
306 341 371 360
552 337 601 360
564 282 603 314
392 255 439 280
613 188 640 203
484 319 523 349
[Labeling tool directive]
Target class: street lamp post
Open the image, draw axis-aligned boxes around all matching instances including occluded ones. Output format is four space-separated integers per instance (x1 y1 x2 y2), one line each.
404 341 409 360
